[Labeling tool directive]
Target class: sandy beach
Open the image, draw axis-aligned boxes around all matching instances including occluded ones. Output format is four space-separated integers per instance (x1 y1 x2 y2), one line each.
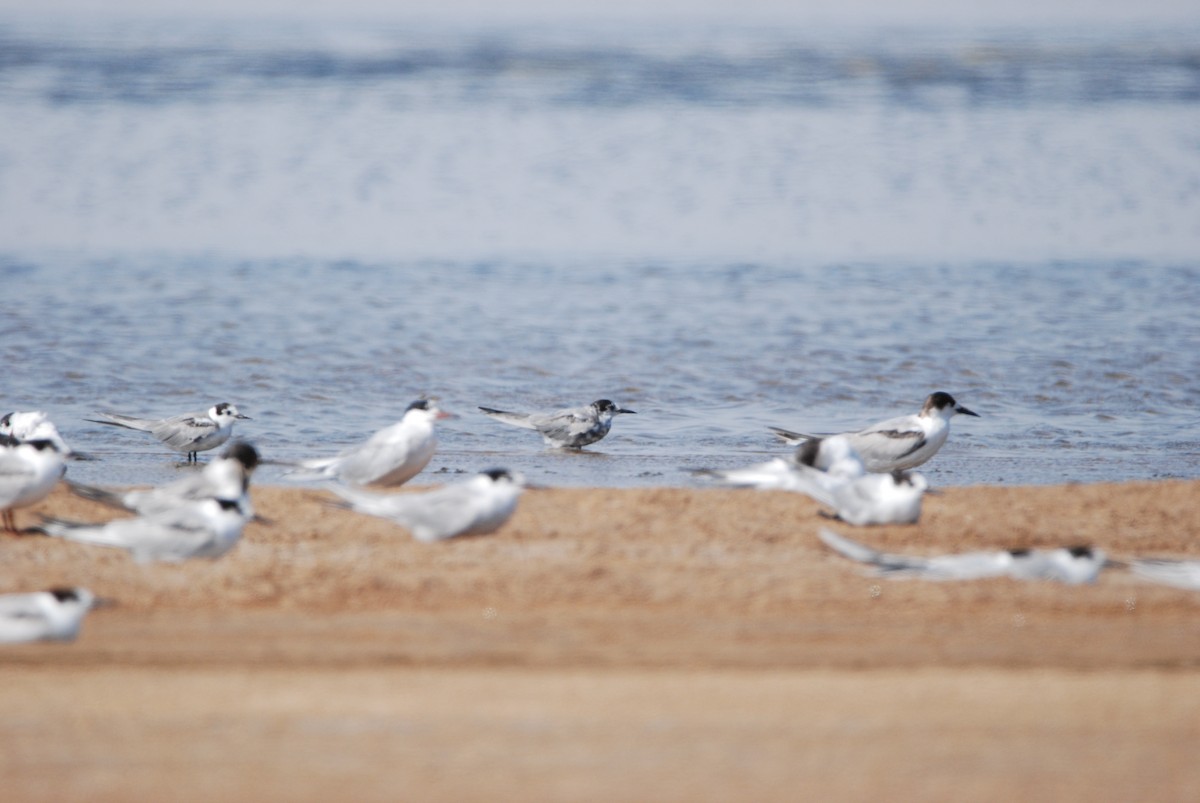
2 479 1199 801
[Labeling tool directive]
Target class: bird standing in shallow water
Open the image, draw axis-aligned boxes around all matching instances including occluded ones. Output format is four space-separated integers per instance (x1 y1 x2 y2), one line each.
478 399 636 448
290 399 449 487
770 391 979 472
87 402 250 462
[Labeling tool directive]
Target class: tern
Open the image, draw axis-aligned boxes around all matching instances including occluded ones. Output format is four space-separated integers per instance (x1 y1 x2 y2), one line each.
1 410 88 459
68 441 259 517
818 529 1107 584
0 587 106 644
478 399 635 448
291 399 448 487
770 391 978 472
326 468 527 542
37 496 252 563
87 402 250 462
0 434 66 533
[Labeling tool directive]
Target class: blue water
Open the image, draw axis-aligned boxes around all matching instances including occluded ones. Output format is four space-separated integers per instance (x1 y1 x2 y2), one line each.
2 14 1199 488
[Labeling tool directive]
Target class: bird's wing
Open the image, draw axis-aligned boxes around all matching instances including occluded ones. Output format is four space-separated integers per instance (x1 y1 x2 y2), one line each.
847 419 928 466
326 484 417 518
1129 558 1200 591
530 409 599 443
919 551 1014 581
150 414 218 450
694 458 802 492
331 425 426 484
44 507 213 555
0 449 36 481
330 483 478 540
818 528 1007 579
818 529 930 571
66 480 136 512
390 485 486 541
0 592 47 619
0 450 38 505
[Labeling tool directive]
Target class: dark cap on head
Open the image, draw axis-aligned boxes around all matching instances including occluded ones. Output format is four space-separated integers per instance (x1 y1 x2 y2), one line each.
482 468 513 482
224 441 260 470
593 399 636 415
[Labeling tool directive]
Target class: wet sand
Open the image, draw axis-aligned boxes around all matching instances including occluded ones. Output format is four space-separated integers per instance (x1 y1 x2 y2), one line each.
2 480 1199 801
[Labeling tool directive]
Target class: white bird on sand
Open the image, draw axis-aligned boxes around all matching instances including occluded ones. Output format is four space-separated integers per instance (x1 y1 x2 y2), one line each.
37 495 252 563
87 402 250 462
0 434 67 534
0 587 107 644
818 528 1107 584
770 391 979 472
478 399 636 448
326 468 527 542
68 441 260 517
291 399 449 487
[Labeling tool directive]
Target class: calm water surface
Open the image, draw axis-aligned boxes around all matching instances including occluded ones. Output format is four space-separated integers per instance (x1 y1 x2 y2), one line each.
2 15 1198 487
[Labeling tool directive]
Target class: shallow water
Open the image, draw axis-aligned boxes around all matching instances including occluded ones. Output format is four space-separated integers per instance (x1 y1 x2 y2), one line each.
2 15 1198 488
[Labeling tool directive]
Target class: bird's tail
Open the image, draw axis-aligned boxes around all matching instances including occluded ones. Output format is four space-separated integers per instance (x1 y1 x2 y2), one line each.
478 407 537 429
85 413 151 432
768 426 815 445
818 528 884 563
66 481 134 512
284 456 342 481
818 529 931 576
35 516 128 549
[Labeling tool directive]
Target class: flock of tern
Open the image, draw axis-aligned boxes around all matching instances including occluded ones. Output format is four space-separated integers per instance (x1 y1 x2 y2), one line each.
0 391 1197 643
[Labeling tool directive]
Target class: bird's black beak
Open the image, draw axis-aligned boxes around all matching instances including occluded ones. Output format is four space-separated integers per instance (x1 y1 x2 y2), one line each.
957 405 980 417
67 451 99 461
617 408 636 415
236 414 252 420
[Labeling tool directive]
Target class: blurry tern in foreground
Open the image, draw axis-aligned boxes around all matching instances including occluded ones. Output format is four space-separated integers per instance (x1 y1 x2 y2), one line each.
696 435 865 489
37 496 252 563
87 402 250 462
68 442 260 517
696 436 926 525
326 468 527 542
0 587 107 644
1 411 89 459
1128 558 1200 591
0 434 66 533
770 391 979 472
819 529 1107 584
291 400 448 487
478 399 635 448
